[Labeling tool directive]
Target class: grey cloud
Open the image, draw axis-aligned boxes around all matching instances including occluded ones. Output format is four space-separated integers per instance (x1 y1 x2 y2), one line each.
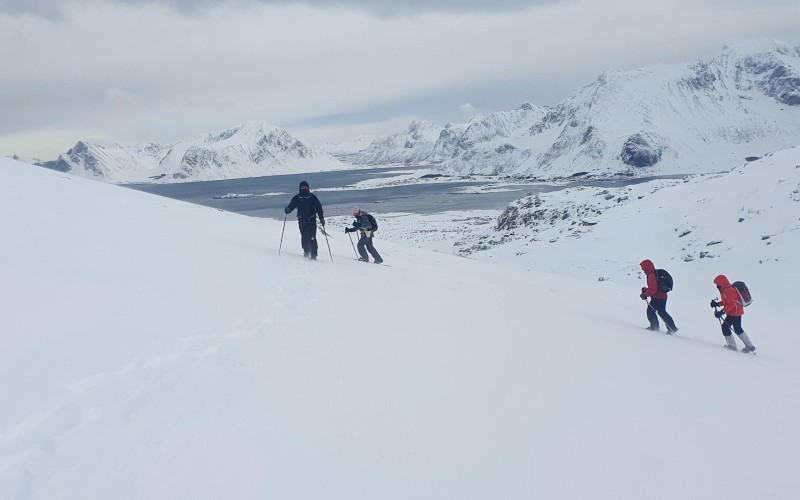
0 0 65 18
0 0 565 18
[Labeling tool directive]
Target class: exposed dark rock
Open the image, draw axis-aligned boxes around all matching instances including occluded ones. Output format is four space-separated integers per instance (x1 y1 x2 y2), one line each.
38 158 71 173
620 133 663 168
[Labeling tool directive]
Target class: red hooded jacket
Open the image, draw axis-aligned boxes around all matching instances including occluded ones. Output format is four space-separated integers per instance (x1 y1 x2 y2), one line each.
640 259 667 300
714 274 744 316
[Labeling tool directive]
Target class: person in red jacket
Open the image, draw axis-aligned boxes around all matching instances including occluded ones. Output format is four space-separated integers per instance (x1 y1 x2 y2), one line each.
639 259 679 333
710 274 756 353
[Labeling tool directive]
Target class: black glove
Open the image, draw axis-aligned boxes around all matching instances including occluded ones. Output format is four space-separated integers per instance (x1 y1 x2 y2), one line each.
344 227 353 233
710 300 720 308
284 207 291 215
319 218 325 226
640 293 647 300
714 310 724 319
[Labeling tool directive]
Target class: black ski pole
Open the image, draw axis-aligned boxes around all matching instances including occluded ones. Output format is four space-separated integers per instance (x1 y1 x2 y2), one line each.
321 223 333 262
347 231 358 258
278 214 287 255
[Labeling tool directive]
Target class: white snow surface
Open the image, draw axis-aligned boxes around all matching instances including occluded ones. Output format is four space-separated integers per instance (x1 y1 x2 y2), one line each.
2 154 800 499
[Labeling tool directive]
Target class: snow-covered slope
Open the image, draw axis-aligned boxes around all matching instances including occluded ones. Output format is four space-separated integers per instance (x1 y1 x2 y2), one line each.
37 122 347 183
487 148 800 294
438 39 800 177
382 146 800 307
438 103 550 174
334 120 445 166
2 156 800 499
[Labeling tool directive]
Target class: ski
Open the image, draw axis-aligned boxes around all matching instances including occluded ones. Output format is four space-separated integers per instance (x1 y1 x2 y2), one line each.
354 259 390 267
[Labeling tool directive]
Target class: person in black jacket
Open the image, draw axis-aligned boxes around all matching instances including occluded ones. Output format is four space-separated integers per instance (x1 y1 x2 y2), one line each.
284 181 324 259
345 206 383 264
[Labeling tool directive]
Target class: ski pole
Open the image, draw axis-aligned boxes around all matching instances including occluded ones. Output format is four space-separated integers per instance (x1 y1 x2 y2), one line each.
278 214 287 255
347 231 358 258
321 223 333 262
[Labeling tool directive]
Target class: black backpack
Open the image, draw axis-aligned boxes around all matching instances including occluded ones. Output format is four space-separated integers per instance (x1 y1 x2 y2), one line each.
732 281 753 307
656 269 673 293
366 213 378 232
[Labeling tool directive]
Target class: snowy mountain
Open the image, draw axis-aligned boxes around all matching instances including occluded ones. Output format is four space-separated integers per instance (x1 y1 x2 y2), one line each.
323 134 376 154
438 40 800 177
344 40 800 178
37 122 347 183
436 103 550 174
3 154 800 499
4 154 43 164
334 120 445 166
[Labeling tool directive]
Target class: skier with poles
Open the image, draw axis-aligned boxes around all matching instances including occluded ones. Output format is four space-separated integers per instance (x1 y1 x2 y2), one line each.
639 259 679 333
710 274 756 353
344 206 383 264
283 181 324 260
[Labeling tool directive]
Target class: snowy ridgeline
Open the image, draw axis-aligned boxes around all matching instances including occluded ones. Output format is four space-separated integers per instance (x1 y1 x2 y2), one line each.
33 121 347 184
343 40 800 178
1 154 800 499
23 39 800 185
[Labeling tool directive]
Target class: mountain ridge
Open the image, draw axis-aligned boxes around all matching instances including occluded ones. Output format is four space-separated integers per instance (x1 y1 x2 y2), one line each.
342 39 800 178
35 121 347 184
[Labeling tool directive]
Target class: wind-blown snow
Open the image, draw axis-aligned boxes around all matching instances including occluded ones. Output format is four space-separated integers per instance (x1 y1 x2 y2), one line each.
1 156 799 499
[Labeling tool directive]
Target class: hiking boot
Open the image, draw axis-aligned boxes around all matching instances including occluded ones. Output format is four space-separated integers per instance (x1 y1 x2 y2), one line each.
741 345 757 354
357 257 369 262
666 326 679 334
723 345 738 351
303 252 310 258
374 259 383 264
645 326 659 332
310 254 317 260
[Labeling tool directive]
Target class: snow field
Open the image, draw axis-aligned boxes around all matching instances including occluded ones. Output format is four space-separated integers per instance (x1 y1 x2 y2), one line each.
1 157 799 499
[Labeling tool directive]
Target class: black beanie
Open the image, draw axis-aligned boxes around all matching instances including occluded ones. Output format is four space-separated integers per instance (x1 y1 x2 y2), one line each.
299 181 309 190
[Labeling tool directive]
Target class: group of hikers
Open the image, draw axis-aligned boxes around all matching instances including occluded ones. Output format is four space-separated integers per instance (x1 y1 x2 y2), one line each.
639 259 756 353
283 181 756 353
283 180 383 264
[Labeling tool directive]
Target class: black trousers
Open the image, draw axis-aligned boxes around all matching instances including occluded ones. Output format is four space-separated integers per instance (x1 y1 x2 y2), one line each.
298 221 318 257
357 232 382 261
721 315 744 336
647 298 677 330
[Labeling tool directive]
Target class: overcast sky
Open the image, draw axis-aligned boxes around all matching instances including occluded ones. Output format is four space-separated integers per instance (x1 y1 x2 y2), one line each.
1 0 799 158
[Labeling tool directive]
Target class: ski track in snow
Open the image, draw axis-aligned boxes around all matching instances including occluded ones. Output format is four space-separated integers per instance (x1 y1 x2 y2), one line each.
0 256 323 481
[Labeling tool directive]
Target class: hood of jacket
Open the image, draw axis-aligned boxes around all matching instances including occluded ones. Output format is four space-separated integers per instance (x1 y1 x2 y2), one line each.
714 274 731 289
640 259 656 274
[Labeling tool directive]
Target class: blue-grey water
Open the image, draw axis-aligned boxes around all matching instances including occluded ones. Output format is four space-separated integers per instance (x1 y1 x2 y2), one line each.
125 166 685 220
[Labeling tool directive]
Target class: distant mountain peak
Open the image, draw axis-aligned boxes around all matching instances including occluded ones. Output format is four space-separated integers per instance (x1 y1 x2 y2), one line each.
38 122 345 183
